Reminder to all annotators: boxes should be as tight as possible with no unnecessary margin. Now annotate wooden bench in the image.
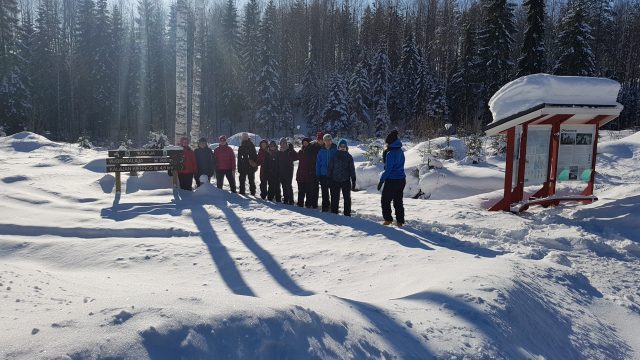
[106,149,184,193]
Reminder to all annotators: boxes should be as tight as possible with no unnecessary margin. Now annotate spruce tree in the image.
[241,0,260,113]
[349,61,371,138]
[255,0,281,137]
[478,0,516,96]
[553,0,595,76]
[322,73,349,136]
[398,29,422,121]
[371,48,391,137]
[517,0,546,76]
[302,57,323,132]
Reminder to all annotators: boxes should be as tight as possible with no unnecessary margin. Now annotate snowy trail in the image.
[1,132,639,359]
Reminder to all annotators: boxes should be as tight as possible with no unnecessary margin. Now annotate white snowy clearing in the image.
[1,131,639,359]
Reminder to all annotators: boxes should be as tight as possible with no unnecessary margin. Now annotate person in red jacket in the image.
[213,135,237,193]
[177,136,198,191]
[256,139,269,199]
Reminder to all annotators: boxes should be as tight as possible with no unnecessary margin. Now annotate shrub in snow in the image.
[464,133,486,164]
[417,144,443,170]
[77,135,93,149]
[119,135,134,150]
[0,126,6,137]
[143,131,169,149]
[439,146,455,160]
[363,138,384,165]
[489,135,507,155]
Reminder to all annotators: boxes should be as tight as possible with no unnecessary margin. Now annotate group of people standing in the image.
[175,130,406,226]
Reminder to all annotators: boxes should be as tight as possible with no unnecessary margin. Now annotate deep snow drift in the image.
[489,74,622,122]
[0,132,639,359]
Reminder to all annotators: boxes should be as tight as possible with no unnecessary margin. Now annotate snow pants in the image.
[381,178,406,224]
[319,176,331,212]
[216,170,236,193]
[330,180,352,216]
[239,171,256,195]
[178,173,194,191]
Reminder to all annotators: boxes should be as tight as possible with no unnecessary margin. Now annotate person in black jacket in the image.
[263,140,281,202]
[328,139,356,216]
[237,133,258,195]
[194,137,215,187]
[276,137,296,205]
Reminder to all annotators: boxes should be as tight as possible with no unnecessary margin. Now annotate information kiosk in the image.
[484,74,624,212]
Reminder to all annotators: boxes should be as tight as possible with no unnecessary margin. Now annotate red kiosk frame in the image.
[485,103,623,212]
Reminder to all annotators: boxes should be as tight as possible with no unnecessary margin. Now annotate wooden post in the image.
[489,128,516,211]
[581,125,599,200]
[513,124,528,203]
[115,172,122,193]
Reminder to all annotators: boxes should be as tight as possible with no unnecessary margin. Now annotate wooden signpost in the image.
[106,149,185,193]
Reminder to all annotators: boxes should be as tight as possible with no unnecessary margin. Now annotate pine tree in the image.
[322,73,349,135]
[75,0,97,137]
[191,0,205,142]
[449,15,482,129]
[349,61,370,138]
[517,0,546,76]
[586,0,614,76]
[553,0,595,76]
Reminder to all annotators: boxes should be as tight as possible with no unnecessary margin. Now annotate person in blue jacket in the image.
[316,133,338,212]
[378,130,406,227]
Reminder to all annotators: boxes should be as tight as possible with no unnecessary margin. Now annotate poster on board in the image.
[557,124,596,181]
[512,125,551,186]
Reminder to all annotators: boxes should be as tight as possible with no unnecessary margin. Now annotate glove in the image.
[377,181,384,191]
[351,181,356,191]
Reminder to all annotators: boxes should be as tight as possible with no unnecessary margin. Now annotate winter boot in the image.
[383,221,393,226]
[396,222,404,227]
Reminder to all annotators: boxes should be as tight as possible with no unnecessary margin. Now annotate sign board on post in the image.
[106,149,185,193]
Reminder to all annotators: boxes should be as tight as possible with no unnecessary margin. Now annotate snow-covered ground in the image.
[1,131,639,359]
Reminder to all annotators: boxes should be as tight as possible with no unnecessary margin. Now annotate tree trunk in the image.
[190,0,205,143]
[175,0,189,144]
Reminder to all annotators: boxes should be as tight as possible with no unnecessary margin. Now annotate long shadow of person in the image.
[216,203,314,296]
[188,203,256,297]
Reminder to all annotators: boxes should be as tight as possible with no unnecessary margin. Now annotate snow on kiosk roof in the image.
[483,74,623,213]
[485,74,623,136]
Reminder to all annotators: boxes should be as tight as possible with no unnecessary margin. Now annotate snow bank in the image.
[419,165,505,200]
[0,131,62,152]
[226,132,263,147]
[489,74,621,122]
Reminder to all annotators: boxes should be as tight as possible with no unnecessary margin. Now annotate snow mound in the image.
[419,165,504,200]
[226,133,263,147]
[0,131,61,152]
[489,74,621,122]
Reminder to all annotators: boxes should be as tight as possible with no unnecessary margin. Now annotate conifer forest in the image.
[1,0,639,145]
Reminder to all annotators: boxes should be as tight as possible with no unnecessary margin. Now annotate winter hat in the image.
[241,132,249,140]
[198,137,207,144]
[385,130,399,145]
[316,132,324,142]
[302,137,311,145]
[269,140,278,147]
[279,137,288,145]
[219,135,226,142]
[338,139,348,148]
[323,134,333,142]
[180,137,189,147]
